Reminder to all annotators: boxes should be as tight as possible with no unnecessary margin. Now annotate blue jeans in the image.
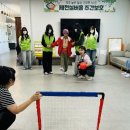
[86,49,96,77]
[86,49,96,62]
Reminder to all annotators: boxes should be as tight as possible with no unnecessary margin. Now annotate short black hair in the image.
[79,46,86,52]
[0,66,16,87]
[73,23,82,31]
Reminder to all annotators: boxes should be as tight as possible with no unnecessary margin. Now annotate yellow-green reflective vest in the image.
[84,34,97,50]
[75,32,84,52]
[20,36,31,51]
[42,34,54,52]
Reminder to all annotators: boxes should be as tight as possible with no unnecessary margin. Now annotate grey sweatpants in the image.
[22,50,31,69]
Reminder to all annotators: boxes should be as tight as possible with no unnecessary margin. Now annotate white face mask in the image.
[74,29,77,32]
[23,31,27,35]
[48,29,52,33]
[90,30,94,34]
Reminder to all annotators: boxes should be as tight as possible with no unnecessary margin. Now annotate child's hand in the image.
[30,92,42,102]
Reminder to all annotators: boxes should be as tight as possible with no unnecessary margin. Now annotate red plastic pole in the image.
[97,98,104,130]
[36,100,42,130]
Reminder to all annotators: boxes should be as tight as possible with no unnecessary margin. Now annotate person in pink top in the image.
[51,29,73,74]
[77,46,94,80]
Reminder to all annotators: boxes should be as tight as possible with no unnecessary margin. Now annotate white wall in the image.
[126,1,130,44]
[0,42,10,54]
[20,0,31,35]
[20,0,130,51]
[0,14,9,54]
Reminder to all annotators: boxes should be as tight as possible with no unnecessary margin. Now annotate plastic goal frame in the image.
[36,91,105,130]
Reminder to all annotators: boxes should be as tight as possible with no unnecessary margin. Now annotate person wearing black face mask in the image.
[41,24,55,75]
[72,23,85,76]
[19,27,32,70]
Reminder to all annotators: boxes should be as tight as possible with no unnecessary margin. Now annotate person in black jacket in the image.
[72,23,85,76]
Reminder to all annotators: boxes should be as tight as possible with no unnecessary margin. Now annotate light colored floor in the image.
[0,50,130,130]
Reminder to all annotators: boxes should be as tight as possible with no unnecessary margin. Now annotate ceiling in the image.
[0,0,21,16]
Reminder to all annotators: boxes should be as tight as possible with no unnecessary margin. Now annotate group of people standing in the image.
[17,23,98,80]
[0,24,98,129]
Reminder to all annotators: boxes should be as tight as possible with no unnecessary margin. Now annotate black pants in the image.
[86,65,95,77]
[79,65,95,77]
[0,109,16,130]
[42,51,52,73]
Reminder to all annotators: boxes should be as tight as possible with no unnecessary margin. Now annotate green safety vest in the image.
[84,34,97,50]
[20,36,31,51]
[42,34,54,52]
[75,32,84,52]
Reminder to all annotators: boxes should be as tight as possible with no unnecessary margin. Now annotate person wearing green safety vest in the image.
[19,27,32,70]
[84,26,98,64]
[41,24,55,75]
[84,26,98,79]
[72,23,85,76]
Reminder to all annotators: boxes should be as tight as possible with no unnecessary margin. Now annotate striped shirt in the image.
[0,86,15,111]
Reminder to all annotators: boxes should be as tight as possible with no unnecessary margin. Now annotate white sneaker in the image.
[64,72,68,75]
[86,76,93,81]
[78,75,85,79]
[121,72,128,75]
[124,73,130,78]
[44,72,48,75]
[22,68,27,70]
[49,72,53,74]
[85,75,89,79]
[60,67,64,72]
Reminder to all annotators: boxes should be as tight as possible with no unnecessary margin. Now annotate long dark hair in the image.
[21,27,29,41]
[87,26,95,37]
[0,66,16,87]
[45,24,54,36]
[72,23,82,41]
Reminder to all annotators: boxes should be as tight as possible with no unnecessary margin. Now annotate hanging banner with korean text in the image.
[44,0,116,12]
